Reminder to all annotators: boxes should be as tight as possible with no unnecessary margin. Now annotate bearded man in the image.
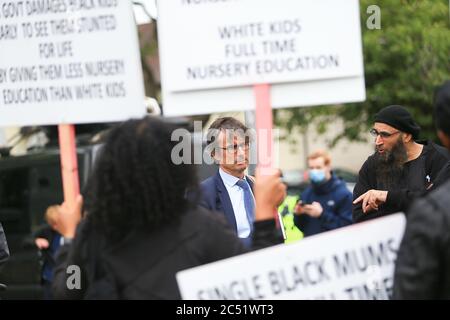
[352,105,450,222]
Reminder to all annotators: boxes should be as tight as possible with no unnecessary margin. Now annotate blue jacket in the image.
[199,171,254,236]
[294,174,352,237]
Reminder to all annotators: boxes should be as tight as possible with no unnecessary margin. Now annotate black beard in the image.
[374,137,408,189]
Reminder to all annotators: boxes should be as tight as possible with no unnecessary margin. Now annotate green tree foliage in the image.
[275,0,450,146]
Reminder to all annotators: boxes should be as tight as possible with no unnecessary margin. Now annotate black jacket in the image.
[52,206,282,299]
[0,222,9,267]
[393,180,450,299]
[353,141,450,222]
[31,224,61,279]
[430,160,450,189]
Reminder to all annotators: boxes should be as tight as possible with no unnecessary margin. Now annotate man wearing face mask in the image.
[293,150,353,237]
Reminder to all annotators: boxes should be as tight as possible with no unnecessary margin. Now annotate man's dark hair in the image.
[206,117,249,145]
[434,80,450,136]
[83,116,199,243]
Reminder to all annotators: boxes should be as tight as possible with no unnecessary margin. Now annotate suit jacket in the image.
[199,170,254,235]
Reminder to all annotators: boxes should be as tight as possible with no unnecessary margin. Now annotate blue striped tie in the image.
[235,179,255,233]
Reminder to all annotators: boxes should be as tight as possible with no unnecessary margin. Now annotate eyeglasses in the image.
[370,128,400,139]
[220,142,250,153]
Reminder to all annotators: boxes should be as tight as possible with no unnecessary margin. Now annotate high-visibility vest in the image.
[278,195,304,244]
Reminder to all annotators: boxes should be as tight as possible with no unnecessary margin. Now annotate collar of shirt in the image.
[219,168,243,188]
[218,168,252,238]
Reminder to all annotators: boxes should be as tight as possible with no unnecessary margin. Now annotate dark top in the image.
[393,180,450,299]
[33,225,61,282]
[0,222,9,267]
[52,206,282,300]
[430,160,450,189]
[353,141,450,222]
[294,174,353,236]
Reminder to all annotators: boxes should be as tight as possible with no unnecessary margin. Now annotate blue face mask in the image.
[309,169,326,184]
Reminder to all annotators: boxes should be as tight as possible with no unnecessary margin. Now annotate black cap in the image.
[374,105,421,140]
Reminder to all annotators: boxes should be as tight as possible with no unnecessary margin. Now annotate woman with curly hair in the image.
[52,116,285,299]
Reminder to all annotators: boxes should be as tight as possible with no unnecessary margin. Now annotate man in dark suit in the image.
[199,117,255,247]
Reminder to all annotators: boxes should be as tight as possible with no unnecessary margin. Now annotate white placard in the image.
[157,0,365,117]
[0,0,146,126]
[163,77,366,117]
[177,213,406,300]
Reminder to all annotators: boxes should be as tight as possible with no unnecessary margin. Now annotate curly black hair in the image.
[83,116,199,243]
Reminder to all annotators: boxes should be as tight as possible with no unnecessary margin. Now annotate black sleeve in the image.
[201,213,283,264]
[384,189,422,214]
[429,161,450,190]
[393,197,445,299]
[352,160,378,223]
[0,223,9,266]
[33,224,53,239]
[428,145,450,182]
[354,158,421,220]
[201,213,246,263]
[386,152,450,213]
[252,219,284,250]
[18,225,54,250]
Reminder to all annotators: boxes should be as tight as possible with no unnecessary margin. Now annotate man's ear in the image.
[403,132,413,143]
[437,130,450,150]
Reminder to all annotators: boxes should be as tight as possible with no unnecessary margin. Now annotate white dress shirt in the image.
[219,168,255,238]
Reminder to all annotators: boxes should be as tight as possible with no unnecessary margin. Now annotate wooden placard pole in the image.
[253,84,284,234]
[58,124,80,208]
[254,83,273,172]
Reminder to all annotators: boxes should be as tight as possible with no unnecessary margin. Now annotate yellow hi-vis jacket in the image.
[278,195,304,244]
